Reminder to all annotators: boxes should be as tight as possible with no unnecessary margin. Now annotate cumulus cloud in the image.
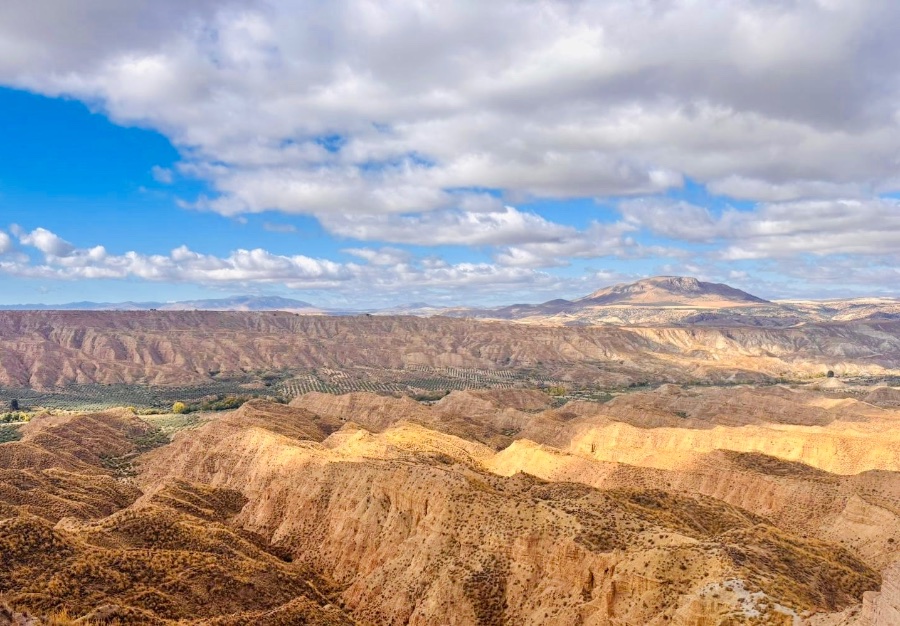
[705,177,871,203]
[5,226,351,286]
[494,221,682,268]
[343,247,411,266]
[321,205,677,268]
[0,231,12,255]
[718,199,900,260]
[621,197,900,260]
[0,226,566,300]
[2,0,899,227]
[321,206,574,247]
[15,226,77,257]
[619,200,719,243]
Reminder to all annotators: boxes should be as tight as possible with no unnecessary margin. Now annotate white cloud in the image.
[151,165,174,184]
[343,247,411,266]
[494,221,681,269]
[320,205,573,246]
[1,226,566,300]
[705,177,870,203]
[16,227,76,257]
[719,199,900,260]
[197,164,458,217]
[620,197,900,260]
[2,0,899,224]
[8,226,351,285]
[619,200,719,242]
[0,1,226,79]
[0,231,11,254]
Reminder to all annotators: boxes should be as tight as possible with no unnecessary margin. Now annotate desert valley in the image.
[0,277,898,625]
[4,2,900,623]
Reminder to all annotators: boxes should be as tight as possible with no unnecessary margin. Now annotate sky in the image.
[1,0,900,307]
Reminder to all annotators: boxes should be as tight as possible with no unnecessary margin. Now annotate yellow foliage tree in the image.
[172,401,187,414]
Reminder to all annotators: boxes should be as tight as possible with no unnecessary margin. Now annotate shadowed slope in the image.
[0,411,151,522]
[0,409,355,625]
[1,486,354,625]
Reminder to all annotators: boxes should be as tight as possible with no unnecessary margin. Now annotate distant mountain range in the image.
[3,277,899,327]
[0,295,321,312]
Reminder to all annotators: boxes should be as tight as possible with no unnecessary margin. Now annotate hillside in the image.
[2,385,897,623]
[1,289,898,623]
[1,312,899,396]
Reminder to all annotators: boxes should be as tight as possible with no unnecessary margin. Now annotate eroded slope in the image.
[0,410,355,625]
[2,385,898,624]
[138,397,889,625]
[2,311,900,390]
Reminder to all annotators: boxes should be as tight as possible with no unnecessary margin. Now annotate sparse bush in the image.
[132,428,170,452]
[0,425,22,443]
[1,411,31,423]
[197,395,249,412]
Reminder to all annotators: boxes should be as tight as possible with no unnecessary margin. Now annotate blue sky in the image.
[1,1,899,306]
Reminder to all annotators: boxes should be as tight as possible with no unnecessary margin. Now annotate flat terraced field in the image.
[0,376,271,411]
[277,365,568,399]
[0,365,573,411]
[3,364,899,413]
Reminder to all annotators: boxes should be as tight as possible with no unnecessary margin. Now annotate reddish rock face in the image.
[1,311,899,392]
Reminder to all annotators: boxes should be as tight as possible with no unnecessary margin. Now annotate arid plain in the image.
[1,278,899,625]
